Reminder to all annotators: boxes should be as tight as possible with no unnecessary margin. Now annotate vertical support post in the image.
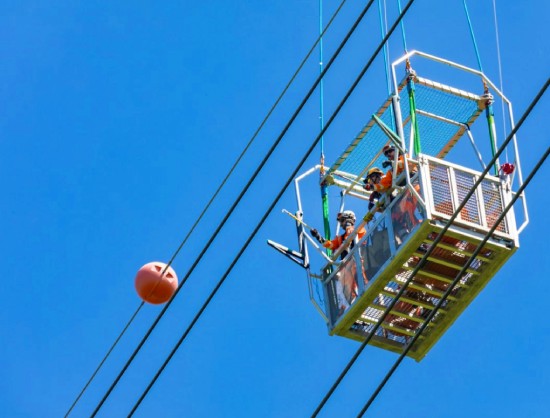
[406,69,421,157]
[483,92,500,175]
[392,94,405,144]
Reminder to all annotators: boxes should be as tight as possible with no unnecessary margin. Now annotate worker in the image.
[312,211,367,315]
[364,145,417,194]
[311,210,366,258]
[363,166,391,194]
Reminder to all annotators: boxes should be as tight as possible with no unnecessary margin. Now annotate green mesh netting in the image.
[327,76,483,180]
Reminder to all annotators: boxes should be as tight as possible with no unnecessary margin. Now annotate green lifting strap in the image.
[321,181,331,245]
[407,74,421,155]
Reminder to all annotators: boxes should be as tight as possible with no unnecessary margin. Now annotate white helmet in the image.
[337,210,356,225]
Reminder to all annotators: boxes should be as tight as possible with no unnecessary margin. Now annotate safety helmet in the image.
[337,210,356,225]
[367,167,383,178]
[383,144,395,156]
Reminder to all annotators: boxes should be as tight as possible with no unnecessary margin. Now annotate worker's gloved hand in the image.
[311,228,326,244]
[364,183,373,191]
[382,160,392,169]
[311,228,321,240]
[364,212,374,223]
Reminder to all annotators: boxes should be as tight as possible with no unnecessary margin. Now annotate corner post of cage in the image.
[372,114,424,207]
[507,103,529,234]
[307,269,329,323]
[482,91,500,175]
[417,154,435,221]
[464,126,486,170]
[353,234,366,295]
[392,92,406,143]
[294,165,330,321]
[406,68,421,157]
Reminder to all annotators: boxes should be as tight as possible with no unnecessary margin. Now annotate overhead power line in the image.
[359,142,549,417]
[90,0,386,415]
[126,1,417,415]
[357,78,549,416]
[64,2,349,416]
[312,77,549,418]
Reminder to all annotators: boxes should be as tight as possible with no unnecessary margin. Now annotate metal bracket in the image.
[267,240,308,269]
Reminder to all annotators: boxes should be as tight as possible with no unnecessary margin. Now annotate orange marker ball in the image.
[135,262,178,304]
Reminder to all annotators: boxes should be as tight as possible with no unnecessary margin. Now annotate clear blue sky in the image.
[1,1,548,417]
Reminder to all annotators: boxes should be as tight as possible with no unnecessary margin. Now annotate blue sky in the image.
[1,1,548,417]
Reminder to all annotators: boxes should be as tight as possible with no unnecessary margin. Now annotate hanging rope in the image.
[127,2,417,415]
[319,0,326,164]
[318,0,328,304]
[311,77,549,418]
[90,1,384,415]
[492,0,509,161]
[378,0,391,95]
[396,0,408,52]
[463,0,484,73]
[378,0,396,130]
[463,0,499,173]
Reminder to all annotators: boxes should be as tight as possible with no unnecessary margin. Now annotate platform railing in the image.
[419,154,517,242]
[323,187,425,326]
[322,154,517,328]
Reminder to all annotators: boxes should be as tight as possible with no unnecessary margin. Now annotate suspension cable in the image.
[64,302,143,417]
[358,148,549,416]
[90,1,383,415]
[319,0,326,159]
[396,0,408,52]
[378,0,391,95]
[378,0,395,130]
[127,2,417,415]
[318,0,329,301]
[312,77,549,417]
[463,0,483,72]
[492,0,508,161]
[64,3,349,416]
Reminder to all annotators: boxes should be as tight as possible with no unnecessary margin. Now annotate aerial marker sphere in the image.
[135,262,178,304]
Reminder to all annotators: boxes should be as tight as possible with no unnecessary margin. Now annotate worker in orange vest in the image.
[363,145,416,193]
[311,210,366,259]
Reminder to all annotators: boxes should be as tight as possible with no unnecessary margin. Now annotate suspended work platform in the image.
[269,51,526,361]
[324,154,518,361]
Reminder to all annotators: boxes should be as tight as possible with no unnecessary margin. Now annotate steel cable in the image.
[358,142,549,417]
[63,3,351,416]
[311,77,549,417]
[90,1,384,415]
[127,1,417,415]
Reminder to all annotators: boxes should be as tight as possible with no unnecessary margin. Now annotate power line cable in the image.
[64,3,349,416]
[127,1,417,415]
[90,1,383,415]
[312,76,549,418]
[358,146,549,416]
[64,302,144,417]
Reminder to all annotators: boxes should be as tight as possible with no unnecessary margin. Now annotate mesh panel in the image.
[482,180,508,233]
[428,159,509,235]
[429,162,454,215]
[327,76,482,179]
[337,116,393,176]
[454,170,481,224]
